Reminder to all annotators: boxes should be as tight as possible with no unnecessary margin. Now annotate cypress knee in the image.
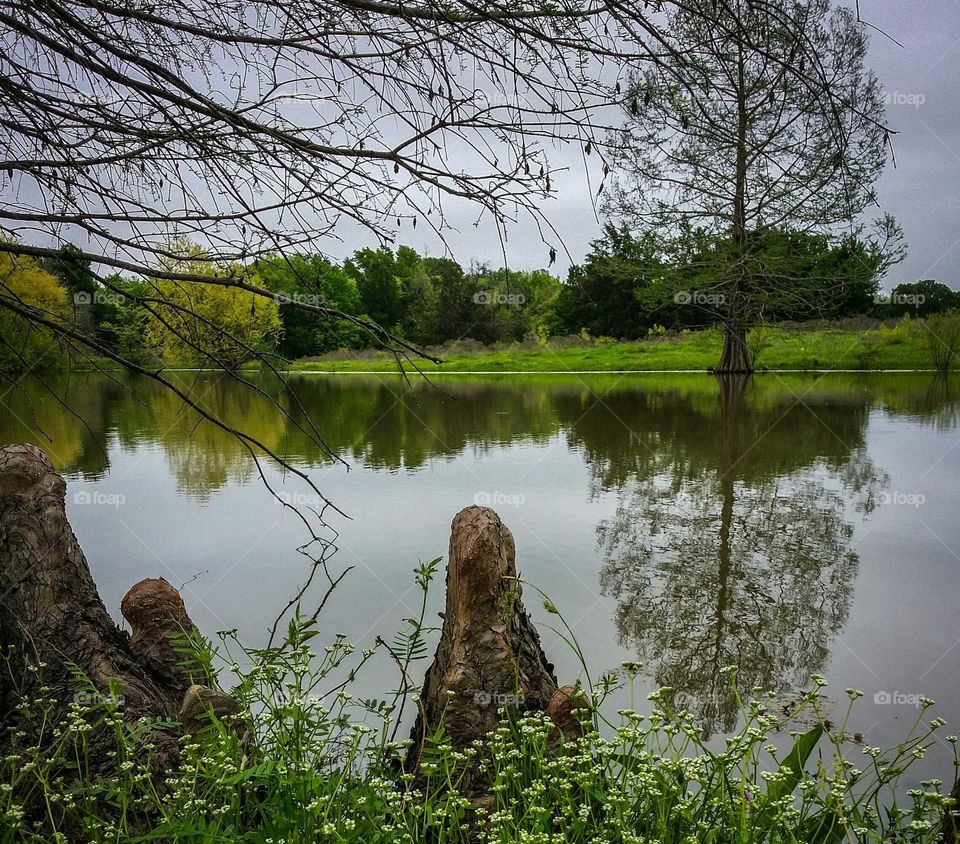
[407,506,583,793]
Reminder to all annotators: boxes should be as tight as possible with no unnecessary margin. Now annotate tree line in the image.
[2,233,957,372]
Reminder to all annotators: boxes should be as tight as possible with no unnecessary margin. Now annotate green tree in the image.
[39,243,133,347]
[560,225,882,338]
[146,249,281,367]
[346,248,405,330]
[398,262,439,344]
[40,244,96,326]
[98,276,155,366]
[666,227,886,324]
[607,0,895,372]
[558,225,671,338]
[470,266,562,343]
[256,254,367,357]
[884,280,960,318]
[313,266,368,352]
[0,252,69,371]
[421,257,476,344]
[512,269,562,341]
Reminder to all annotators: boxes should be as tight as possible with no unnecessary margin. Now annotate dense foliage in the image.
[143,254,282,370]
[2,600,956,843]
[0,253,69,372]
[558,225,897,340]
[6,234,958,372]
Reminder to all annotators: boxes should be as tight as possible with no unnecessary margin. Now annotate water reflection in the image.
[1,370,958,738]
[0,373,569,494]
[4,371,953,490]
[582,376,888,735]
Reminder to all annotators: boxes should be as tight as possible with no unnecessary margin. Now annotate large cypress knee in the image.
[407,506,582,793]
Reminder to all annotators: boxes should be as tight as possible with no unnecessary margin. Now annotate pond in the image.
[2,370,959,783]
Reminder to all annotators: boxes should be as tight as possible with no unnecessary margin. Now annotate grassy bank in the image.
[2,558,955,844]
[4,605,955,843]
[282,324,936,373]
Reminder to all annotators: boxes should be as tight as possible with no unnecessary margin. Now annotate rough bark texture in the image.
[122,577,199,695]
[717,38,754,378]
[180,683,243,738]
[406,506,585,793]
[0,444,194,772]
[715,325,753,374]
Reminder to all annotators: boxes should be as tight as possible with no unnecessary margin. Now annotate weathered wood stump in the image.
[406,506,587,793]
[0,447,588,802]
[0,444,198,772]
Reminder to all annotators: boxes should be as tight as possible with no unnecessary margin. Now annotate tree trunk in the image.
[0,444,197,773]
[714,40,754,377]
[406,506,586,794]
[715,324,753,374]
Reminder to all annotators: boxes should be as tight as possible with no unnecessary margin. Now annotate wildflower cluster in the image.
[1,603,957,842]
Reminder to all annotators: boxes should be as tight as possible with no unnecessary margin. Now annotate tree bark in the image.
[715,324,753,374]
[714,39,754,377]
[406,506,586,793]
[0,444,196,773]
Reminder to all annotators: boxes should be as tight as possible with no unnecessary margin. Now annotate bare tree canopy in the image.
[609,0,889,234]
[0,0,890,536]
[2,0,650,278]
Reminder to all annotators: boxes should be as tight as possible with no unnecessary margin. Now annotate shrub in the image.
[747,323,775,368]
[878,315,917,346]
[923,312,960,374]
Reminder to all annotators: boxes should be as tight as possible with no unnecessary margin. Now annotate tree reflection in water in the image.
[588,375,890,736]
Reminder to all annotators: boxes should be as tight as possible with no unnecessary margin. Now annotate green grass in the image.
[282,324,937,374]
[4,567,957,843]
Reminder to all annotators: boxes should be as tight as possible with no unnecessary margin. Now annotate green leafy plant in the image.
[747,323,775,368]
[1,580,957,843]
[923,312,960,374]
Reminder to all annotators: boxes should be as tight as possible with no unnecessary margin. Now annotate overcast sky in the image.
[368,0,960,291]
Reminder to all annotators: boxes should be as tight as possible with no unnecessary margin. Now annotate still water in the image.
[2,371,959,780]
